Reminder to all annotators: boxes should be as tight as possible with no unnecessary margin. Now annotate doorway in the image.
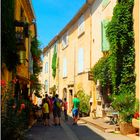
[68,89,73,113]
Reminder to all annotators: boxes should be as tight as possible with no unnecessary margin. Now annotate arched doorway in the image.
[63,88,67,99]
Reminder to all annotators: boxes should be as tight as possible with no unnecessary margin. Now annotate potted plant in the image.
[111,93,136,135]
[77,90,90,117]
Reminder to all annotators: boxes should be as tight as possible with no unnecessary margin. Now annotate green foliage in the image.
[30,37,42,98]
[1,0,19,71]
[31,37,42,75]
[1,80,31,140]
[30,74,42,98]
[91,55,111,88]
[111,93,135,122]
[134,99,140,113]
[77,90,90,115]
[52,46,57,78]
[106,0,135,94]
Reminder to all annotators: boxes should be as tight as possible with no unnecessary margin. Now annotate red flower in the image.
[20,103,25,110]
[0,80,6,87]
[134,112,140,119]
[12,78,17,84]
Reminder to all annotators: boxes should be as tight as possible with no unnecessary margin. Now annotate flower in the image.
[20,103,25,110]
[0,80,6,87]
[12,77,18,84]
[134,112,140,120]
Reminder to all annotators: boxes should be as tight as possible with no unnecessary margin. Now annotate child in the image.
[42,98,50,126]
[63,98,68,121]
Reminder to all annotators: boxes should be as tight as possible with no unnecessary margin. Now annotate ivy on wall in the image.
[2,0,19,71]
[52,46,57,78]
[106,0,135,95]
[91,55,112,93]
[30,37,42,97]
[91,0,135,98]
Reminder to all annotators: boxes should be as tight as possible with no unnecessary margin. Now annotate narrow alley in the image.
[25,115,132,140]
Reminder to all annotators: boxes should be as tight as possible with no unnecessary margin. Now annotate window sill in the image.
[62,44,68,50]
[78,31,85,38]
[77,71,85,75]
[63,76,67,79]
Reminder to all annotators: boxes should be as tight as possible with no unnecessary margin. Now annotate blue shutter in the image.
[63,58,67,77]
[78,48,84,73]
[45,80,48,92]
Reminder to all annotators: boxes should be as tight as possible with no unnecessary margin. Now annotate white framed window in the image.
[45,62,48,73]
[78,48,84,73]
[45,80,48,92]
[62,32,68,48]
[63,57,67,77]
[78,15,85,36]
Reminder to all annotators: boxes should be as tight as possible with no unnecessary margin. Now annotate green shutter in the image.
[102,0,110,9]
[101,19,110,52]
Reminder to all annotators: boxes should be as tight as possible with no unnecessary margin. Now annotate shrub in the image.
[111,93,135,122]
[77,90,90,116]
[1,79,32,139]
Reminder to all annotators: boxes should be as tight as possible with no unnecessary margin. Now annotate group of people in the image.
[40,93,80,126]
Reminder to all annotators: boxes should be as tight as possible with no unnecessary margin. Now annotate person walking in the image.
[52,94,62,126]
[42,98,50,126]
[72,94,80,125]
[63,98,68,121]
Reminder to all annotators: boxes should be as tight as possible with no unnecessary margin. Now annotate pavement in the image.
[27,112,139,140]
[80,116,140,140]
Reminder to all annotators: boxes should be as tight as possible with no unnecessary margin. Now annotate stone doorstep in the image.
[127,134,140,140]
[80,117,116,133]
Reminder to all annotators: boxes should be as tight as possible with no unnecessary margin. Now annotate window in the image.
[45,62,48,73]
[62,32,68,48]
[101,19,110,52]
[45,80,48,92]
[63,58,67,77]
[78,48,84,73]
[78,15,85,36]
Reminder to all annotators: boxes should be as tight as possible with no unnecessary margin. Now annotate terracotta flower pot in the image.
[120,122,137,135]
[132,118,140,129]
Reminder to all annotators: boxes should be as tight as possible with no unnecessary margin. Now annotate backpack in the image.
[55,98,61,108]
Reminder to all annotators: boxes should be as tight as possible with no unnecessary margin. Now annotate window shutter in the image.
[78,48,84,73]
[63,58,67,77]
[101,19,110,52]
[102,0,110,9]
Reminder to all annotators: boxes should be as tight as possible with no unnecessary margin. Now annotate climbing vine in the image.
[30,37,42,97]
[91,55,112,93]
[52,46,57,78]
[2,0,19,71]
[106,0,135,95]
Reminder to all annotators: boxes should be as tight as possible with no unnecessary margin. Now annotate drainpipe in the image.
[74,40,76,96]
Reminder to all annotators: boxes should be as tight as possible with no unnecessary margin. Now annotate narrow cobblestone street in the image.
[25,115,132,140]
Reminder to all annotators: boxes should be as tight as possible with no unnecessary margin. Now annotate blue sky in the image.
[32,0,86,49]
